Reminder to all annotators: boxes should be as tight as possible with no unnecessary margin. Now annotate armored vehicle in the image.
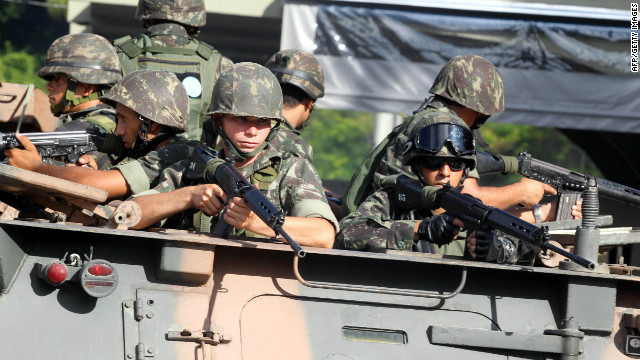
[1,164,640,359]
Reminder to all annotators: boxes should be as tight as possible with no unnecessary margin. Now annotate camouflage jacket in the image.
[336,187,535,265]
[268,125,314,163]
[114,135,197,196]
[142,144,338,233]
[52,104,117,170]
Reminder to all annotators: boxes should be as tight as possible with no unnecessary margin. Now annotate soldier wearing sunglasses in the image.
[336,121,537,264]
[342,55,577,225]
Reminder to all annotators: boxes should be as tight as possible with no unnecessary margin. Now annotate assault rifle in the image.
[393,175,594,269]
[476,150,640,220]
[0,131,107,163]
[185,146,306,258]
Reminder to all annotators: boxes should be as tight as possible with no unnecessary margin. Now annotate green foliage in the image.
[302,109,375,181]
[46,0,68,20]
[0,42,46,88]
[476,122,602,186]
[0,3,24,23]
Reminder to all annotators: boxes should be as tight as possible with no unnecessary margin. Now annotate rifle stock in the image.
[393,175,595,269]
[186,146,306,258]
[476,150,640,220]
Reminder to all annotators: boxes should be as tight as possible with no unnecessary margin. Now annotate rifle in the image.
[393,175,595,269]
[0,131,107,163]
[476,151,640,220]
[185,146,306,258]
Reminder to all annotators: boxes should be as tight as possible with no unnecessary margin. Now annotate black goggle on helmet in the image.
[402,122,476,170]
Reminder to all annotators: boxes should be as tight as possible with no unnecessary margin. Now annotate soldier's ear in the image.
[147,121,163,134]
[80,83,98,96]
[303,98,314,111]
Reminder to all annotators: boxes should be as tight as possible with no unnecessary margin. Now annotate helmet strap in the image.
[131,115,150,150]
[58,79,104,111]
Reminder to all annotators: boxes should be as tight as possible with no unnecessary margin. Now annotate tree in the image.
[302,109,374,181]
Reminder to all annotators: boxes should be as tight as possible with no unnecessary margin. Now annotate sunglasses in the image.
[420,157,469,171]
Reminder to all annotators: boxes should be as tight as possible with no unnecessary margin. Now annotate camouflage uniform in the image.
[142,143,338,232]
[335,188,533,265]
[114,0,233,141]
[264,50,325,163]
[139,62,338,232]
[337,122,534,265]
[100,69,195,195]
[342,55,505,214]
[39,33,123,169]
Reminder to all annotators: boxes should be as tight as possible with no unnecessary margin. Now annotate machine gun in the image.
[393,175,594,269]
[0,130,107,163]
[476,150,640,220]
[185,146,306,258]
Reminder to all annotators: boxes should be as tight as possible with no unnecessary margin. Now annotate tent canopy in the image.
[282,0,637,133]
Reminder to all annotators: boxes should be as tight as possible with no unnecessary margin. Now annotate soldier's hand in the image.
[66,154,99,169]
[192,184,226,216]
[572,198,583,219]
[4,133,43,171]
[517,177,557,208]
[223,197,261,231]
[417,213,463,245]
[467,228,495,261]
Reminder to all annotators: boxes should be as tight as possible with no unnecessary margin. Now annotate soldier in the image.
[264,49,324,163]
[129,63,338,248]
[264,49,344,218]
[342,54,570,224]
[114,0,232,141]
[336,121,538,264]
[40,33,122,169]
[4,70,196,201]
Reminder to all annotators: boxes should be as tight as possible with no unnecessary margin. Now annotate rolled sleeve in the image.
[116,161,150,195]
[291,198,340,232]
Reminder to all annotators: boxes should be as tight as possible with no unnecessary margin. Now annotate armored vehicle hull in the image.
[1,217,639,359]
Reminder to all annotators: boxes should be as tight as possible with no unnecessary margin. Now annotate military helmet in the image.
[38,33,122,85]
[402,122,476,170]
[136,0,206,28]
[207,62,285,122]
[265,49,325,100]
[429,55,504,117]
[101,70,189,133]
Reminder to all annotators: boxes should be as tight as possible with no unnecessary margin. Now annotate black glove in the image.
[417,212,458,246]
[472,227,495,261]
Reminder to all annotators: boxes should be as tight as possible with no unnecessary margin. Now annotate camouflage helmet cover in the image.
[136,0,206,27]
[207,62,285,122]
[265,49,325,100]
[39,33,122,85]
[100,70,189,133]
[429,55,504,116]
[402,115,476,170]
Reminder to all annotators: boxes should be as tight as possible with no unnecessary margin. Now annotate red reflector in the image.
[88,264,113,276]
[47,263,67,284]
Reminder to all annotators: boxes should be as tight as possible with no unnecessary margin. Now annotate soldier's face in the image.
[220,114,271,154]
[114,103,142,148]
[418,159,465,188]
[46,75,68,107]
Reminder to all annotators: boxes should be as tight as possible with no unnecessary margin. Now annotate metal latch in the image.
[167,329,231,345]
